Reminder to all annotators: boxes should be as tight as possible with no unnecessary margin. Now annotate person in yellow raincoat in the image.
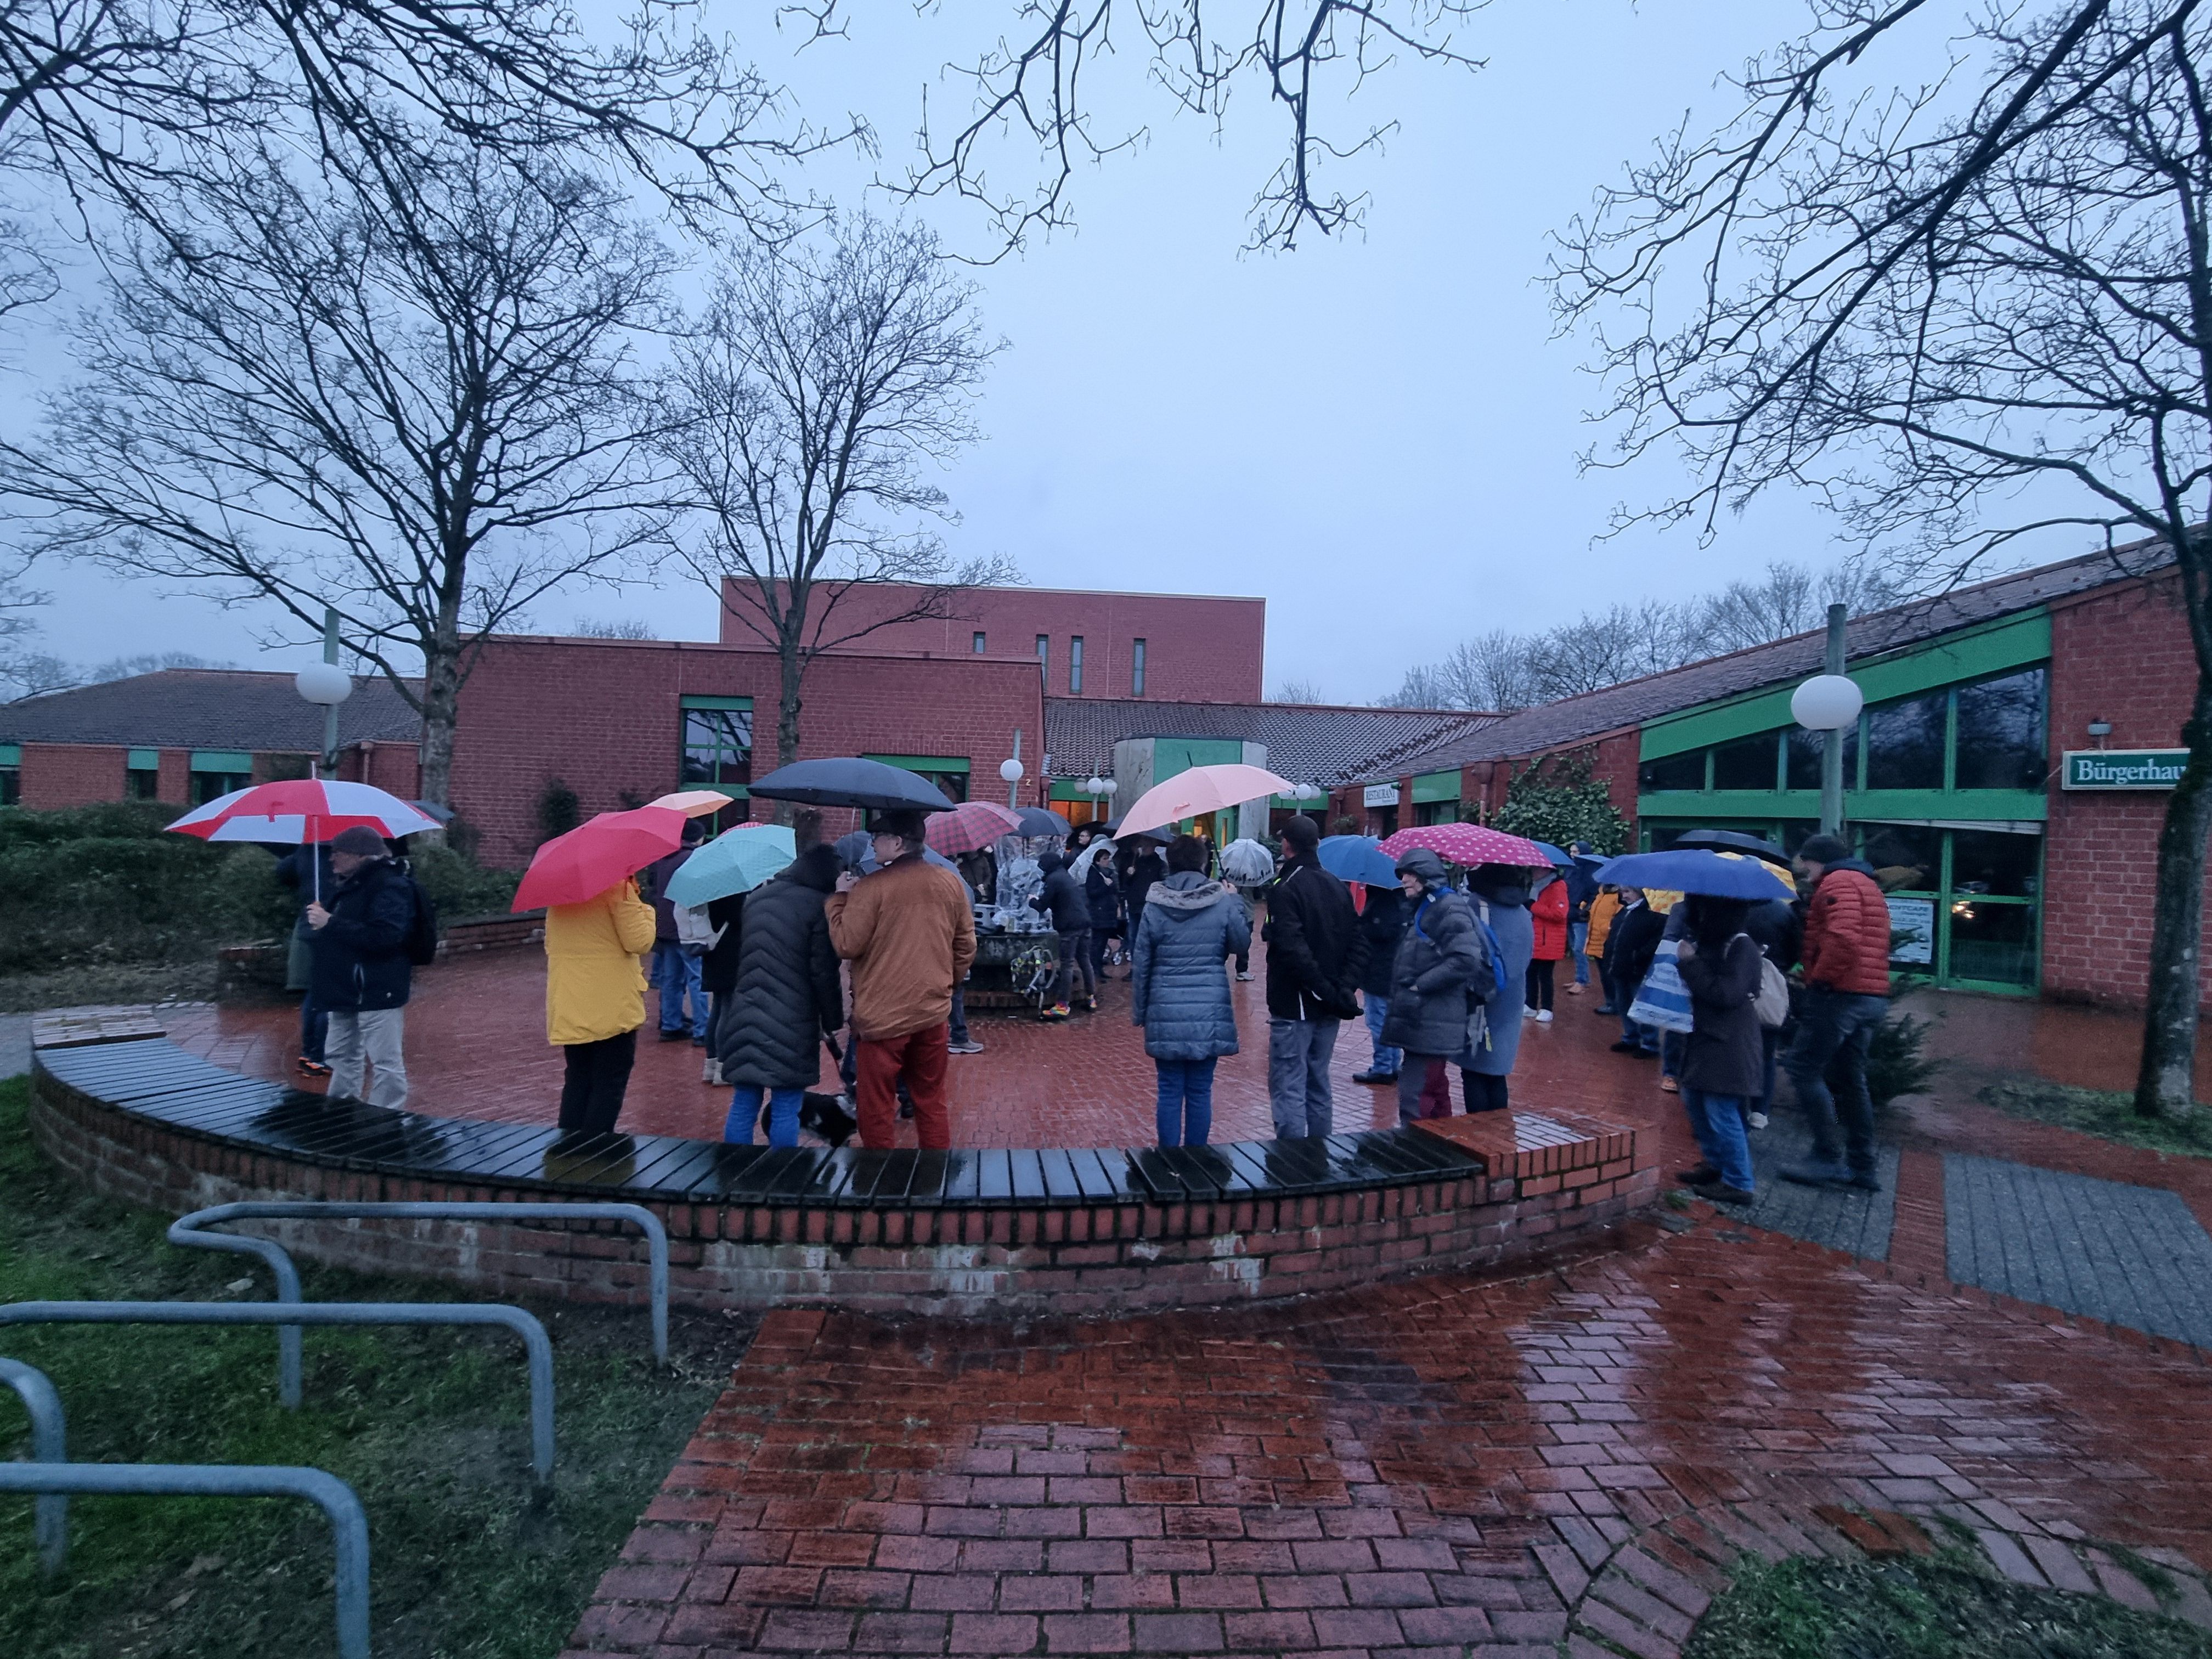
[546,876,657,1141]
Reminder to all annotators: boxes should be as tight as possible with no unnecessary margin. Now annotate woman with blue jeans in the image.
[1672,895,1763,1204]
[1131,833,1251,1147]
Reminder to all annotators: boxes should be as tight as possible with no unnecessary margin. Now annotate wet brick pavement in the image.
[562,1211,2212,1656]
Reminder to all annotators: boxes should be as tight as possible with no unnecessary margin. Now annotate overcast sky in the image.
[14,2,1876,702]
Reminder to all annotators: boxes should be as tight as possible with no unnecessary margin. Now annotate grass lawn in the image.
[0,1075,747,1659]
[1686,1548,2212,1659]
[1979,1077,2212,1160]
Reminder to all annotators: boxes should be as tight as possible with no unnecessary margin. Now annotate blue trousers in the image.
[1155,1057,1217,1147]
[1786,988,1887,1176]
[1568,921,1590,985]
[1681,1088,1756,1193]
[725,1084,804,1147]
[1364,995,1402,1076]
[651,942,707,1036]
[1618,975,1658,1052]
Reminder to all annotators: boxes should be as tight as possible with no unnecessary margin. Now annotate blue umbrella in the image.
[664,823,796,906]
[1531,840,1575,867]
[1592,849,1797,901]
[1318,834,1401,887]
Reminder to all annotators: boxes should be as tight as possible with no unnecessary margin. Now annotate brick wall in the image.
[453,637,1048,866]
[2045,574,2212,1007]
[31,1065,1654,1319]
[1449,733,1640,841]
[718,583,1267,704]
[344,740,422,798]
[17,743,126,808]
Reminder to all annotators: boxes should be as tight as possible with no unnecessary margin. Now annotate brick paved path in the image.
[563,1209,2212,1657]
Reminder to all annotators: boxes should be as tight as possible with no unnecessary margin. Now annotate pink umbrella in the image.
[923,799,1024,856]
[1377,822,1550,867]
[1117,763,1293,837]
[167,777,443,844]
[512,806,687,911]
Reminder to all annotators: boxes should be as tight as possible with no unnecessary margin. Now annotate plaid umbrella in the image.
[1376,822,1550,868]
[923,800,1024,856]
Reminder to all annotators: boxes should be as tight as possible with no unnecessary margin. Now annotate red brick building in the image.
[718,580,1266,703]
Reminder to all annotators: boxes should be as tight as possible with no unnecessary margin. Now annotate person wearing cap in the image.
[1780,833,1893,1191]
[826,808,977,1149]
[304,825,418,1109]
[1380,848,1485,1123]
[1262,813,1367,1138]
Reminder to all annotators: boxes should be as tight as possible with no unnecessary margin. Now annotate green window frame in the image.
[864,753,970,804]
[188,749,252,804]
[0,742,18,807]
[680,695,753,799]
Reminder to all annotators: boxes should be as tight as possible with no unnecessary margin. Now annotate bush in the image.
[534,776,581,845]
[408,841,520,921]
[1489,751,1628,853]
[1869,1009,1943,1106]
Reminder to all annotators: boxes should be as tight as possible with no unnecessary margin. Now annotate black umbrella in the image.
[1102,814,1164,843]
[747,757,956,812]
[1013,806,1071,838]
[1673,828,1791,868]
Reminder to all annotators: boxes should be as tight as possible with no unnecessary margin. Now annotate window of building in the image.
[1953,668,2046,791]
[1069,635,1084,693]
[972,631,986,654]
[864,754,970,804]
[1711,731,1780,792]
[126,748,159,800]
[1784,724,1857,791]
[0,743,18,806]
[1132,638,1147,697]
[1036,634,1049,684]
[1864,689,1948,790]
[189,751,252,804]
[679,697,753,795]
[1639,750,1705,792]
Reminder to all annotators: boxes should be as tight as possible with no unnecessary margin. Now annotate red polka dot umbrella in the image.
[1376,822,1550,868]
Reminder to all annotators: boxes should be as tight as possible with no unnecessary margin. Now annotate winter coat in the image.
[1529,878,1571,962]
[1607,900,1664,988]
[1678,933,1765,1098]
[1585,890,1623,959]
[1355,885,1408,997]
[544,878,657,1045]
[1084,859,1122,933]
[1460,885,1532,1076]
[1119,847,1166,912]
[309,857,417,1012]
[278,845,337,993]
[698,893,746,996]
[1130,871,1252,1062]
[718,847,843,1088]
[1380,889,1483,1055]
[1741,897,1803,974]
[645,847,696,943]
[1801,859,1892,995]
[1029,853,1090,934]
[1564,859,1598,923]
[826,854,978,1040]
[1263,855,1367,1022]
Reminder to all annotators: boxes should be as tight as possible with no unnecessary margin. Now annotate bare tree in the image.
[899,1,1485,251]
[0,549,74,699]
[1553,1,2212,1115]
[1267,676,1325,702]
[570,617,661,640]
[5,133,675,806]
[658,214,1014,774]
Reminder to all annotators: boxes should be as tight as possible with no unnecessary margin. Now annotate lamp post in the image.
[1790,603,1862,838]
[292,608,352,778]
[1000,729,1025,811]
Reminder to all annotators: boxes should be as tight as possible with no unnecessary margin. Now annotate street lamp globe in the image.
[295,661,352,706]
[1084,776,1104,797]
[999,757,1024,784]
[1791,674,1863,732]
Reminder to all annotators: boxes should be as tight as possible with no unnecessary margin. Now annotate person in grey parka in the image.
[1131,834,1253,1147]
[1459,863,1536,1113]
[1380,848,1489,1124]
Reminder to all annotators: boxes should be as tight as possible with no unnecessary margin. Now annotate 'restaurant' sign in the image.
[1363,783,1400,807]
[2061,749,2191,789]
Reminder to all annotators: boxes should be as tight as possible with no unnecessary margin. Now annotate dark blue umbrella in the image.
[1012,806,1071,838]
[1531,840,1574,867]
[1318,834,1400,887]
[748,757,955,812]
[1672,827,1791,868]
[1592,849,1797,900]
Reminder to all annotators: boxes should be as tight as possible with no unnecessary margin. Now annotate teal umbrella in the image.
[664,823,797,906]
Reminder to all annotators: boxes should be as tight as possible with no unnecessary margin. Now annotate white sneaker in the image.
[1522,1005,1538,1019]
[1536,1009,1554,1024]
[1748,1111,1770,1130]
[701,1058,721,1085]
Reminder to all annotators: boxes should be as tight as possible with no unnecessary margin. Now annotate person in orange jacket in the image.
[1779,833,1894,1193]
[1523,872,1571,1024]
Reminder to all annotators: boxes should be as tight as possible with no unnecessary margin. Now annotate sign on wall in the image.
[1363,783,1400,807]
[2061,749,2191,789]
[1886,896,1935,966]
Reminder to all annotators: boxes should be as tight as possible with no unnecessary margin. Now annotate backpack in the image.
[1742,934,1791,1029]
[1467,898,1508,1007]
[674,901,725,956]
[401,874,439,967]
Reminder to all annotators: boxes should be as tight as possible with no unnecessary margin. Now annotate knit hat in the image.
[329,826,388,857]
[1798,833,1850,865]
[1281,815,1321,854]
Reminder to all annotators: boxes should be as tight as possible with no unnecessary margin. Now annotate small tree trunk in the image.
[414,611,466,814]
[2134,670,2212,1116]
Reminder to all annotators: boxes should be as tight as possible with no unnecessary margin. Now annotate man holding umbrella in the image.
[305,826,420,1109]
[827,809,977,1149]
[1264,814,1367,1138]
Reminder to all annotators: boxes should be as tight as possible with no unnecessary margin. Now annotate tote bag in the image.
[1627,937,1696,1034]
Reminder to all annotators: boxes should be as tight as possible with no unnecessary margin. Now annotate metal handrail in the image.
[0,1356,66,1573]
[0,1461,370,1657]
[167,1201,668,1408]
[0,1301,555,1481]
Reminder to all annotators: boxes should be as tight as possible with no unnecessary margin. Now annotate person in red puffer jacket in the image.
[1780,833,1894,1193]
[1524,873,1571,1023]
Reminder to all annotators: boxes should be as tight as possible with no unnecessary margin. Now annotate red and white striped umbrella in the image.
[1376,822,1550,868]
[166,778,444,844]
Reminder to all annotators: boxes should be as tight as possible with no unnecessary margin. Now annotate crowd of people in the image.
[278,803,1898,1188]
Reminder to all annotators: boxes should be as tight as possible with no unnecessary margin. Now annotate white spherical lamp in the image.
[295,661,352,706]
[998,757,1025,784]
[1102,778,1118,797]
[1085,776,1104,796]
[1791,674,1864,731]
